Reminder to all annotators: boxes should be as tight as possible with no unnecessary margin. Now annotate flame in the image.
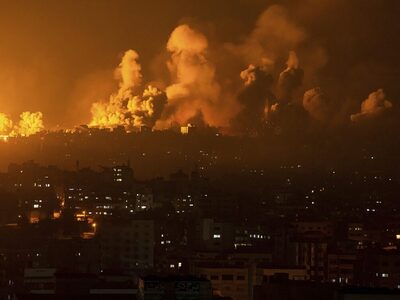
[89,49,166,130]
[89,50,143,130]
[127,85,164,127]
[0,111,44,137]
[14,111,44,137]
[0,113,13,135]
[90,84,166,130]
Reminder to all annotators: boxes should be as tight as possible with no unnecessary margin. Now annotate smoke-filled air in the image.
[1,3,397,136]
[350,89,393,122]
[85,5,394,135]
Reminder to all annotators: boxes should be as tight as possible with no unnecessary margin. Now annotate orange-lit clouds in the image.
[89,50,166,130]
[156,25,225,129]
[277,51,303,104]
[89,50,142,129]
[351,89,393,122]
[0,1,397,132]
[303,87,331,122]
[116,49,142,91]
[226,5,306,67]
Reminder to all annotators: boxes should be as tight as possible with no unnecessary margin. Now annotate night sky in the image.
[0,0,398,129]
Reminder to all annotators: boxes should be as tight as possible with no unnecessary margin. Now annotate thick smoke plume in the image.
[117,49,142,91]
[89,50,166,130]
[227,5,306,67]
[278,51,304,104]
[232,64,275,134]
[303,87,331,122]
[9,3,390,136]
[155,25,228,129]
[127,85,167,128]
[350,89,393,122]
[1,2,396,136]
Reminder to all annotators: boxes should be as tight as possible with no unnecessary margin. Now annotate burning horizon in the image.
[0,2,398,136]
[0,111,43,137]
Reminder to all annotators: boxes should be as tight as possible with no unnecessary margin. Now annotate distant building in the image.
[8,161,58,223]
[97,219,155,270]
[254,280,336,300]
[181,124,196,135]
[336,287,400,300]
[200,219,235,252]
[19,269,138,299]
[355,248,400,289]
[294,233,329,282]
[195,263,254,300]
[135,192,154,212]
[172,194,197,214]
[327,253,357,284]
[194,262,307,300]
[138,275,212,300]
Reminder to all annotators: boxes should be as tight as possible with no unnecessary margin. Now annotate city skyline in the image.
[0,1,399,299]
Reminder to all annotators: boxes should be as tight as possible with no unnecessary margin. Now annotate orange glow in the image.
[0,113,13,135]
[14,111,44,137]
[0,111,44,137]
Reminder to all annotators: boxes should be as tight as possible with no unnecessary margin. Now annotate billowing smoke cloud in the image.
[90,16,309,133]
[232,64,276,134]
[303,87,331,122]
[156,24,229,129]
[277,51,304,104]
[240,64,271,87]
[127,85,167,128]
[117,49,142,91]
[227,5,306,67]
[79,4,395,134]
[350,89,393,122]
[90,50,142,129]
[240,64,259,87]
[0,113,13,135]
[89,50,166,130]
[222,6,311,134]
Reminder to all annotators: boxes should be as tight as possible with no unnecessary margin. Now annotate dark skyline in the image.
[0,2,400,299]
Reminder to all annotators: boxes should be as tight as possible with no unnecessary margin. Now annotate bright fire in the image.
[0,111,44,139]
